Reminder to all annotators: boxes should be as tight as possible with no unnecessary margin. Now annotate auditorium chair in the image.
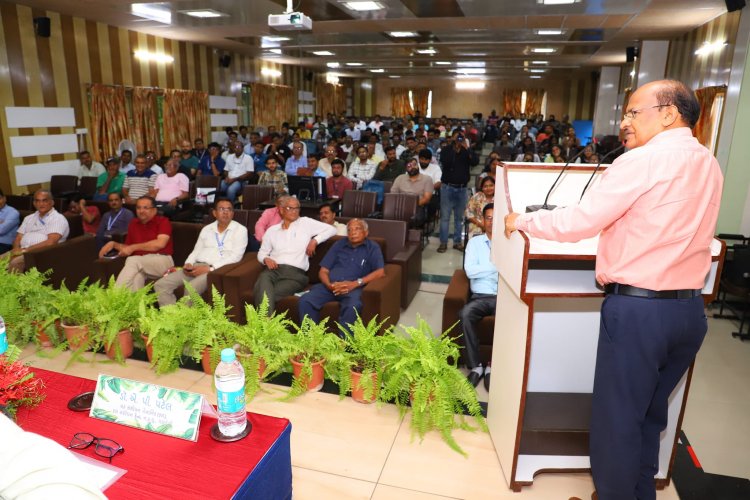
[50,175,79,199]
[78,177,98,199]
[382,193,418,226]
[241,185,275,210]
[341,190,377,218]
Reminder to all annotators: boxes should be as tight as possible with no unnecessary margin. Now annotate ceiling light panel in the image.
[342,1,384,11]
[387,31,418,38]
[532,48,556,53]
[537,0,578,4]
[346,62,364,66]
[312,51,335,56]
[181,9,227,18]
[416,49,437,54]
[131,3,171,24]
[326,62,340,68]
[435,61,452,65]
[370,68,385,73]
[535,29,564,35]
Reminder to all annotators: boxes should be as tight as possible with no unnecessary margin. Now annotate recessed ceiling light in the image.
[342,1,384,11]
[346,62,363,66]
[263,36,290,42]
[531,60,549,65]
[455,74,482,79]
[181,9,226,18]
[450,68,485,74]
[435,61,452,65]
[529,69,546,73]
[312,51,335,56]
[537,0,578,5]
[530,75,542,79]
[131,3,171,24]
[261,68,282,77]
[457,61,485,68]
[387,31,418,38]
[536,29,564,35]
[327,62,340,68]
[416,48,437,54]
[389,75,401,78]
[370,68,385,73]
[532,48,556,53]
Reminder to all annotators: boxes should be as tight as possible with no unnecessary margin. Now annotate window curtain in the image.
[391,88,414,118]
[252,82,296,129]
[411,88,430,117]
[90,84,130,161]
[316,83,345,118]
[163,89,209,152]
[525,89,546,115]
[503,89,523,116]
[132,87,160,156]
[693,86,724,148]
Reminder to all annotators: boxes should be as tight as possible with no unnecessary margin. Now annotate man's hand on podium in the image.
[504,213,519,238]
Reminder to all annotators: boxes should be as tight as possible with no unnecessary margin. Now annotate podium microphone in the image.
[526,146,588,213]
[579,144,626,201]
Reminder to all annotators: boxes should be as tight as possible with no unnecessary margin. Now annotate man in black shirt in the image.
[437,131,478,253]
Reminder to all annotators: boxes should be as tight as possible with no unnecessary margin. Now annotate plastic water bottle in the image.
[215,348,247,437]
[0,316,7,356]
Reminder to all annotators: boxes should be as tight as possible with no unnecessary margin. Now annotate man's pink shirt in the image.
[255,207,282,242]
[515,128,723,290]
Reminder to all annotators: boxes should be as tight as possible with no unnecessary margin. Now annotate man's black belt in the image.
[444,182,467,188]
[604,283,702,299]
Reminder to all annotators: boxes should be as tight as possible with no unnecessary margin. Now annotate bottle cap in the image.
[220,348,236,363]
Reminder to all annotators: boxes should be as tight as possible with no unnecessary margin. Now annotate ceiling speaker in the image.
[33,17,51,38]
[219,55,231,68]
[725,0,745,12]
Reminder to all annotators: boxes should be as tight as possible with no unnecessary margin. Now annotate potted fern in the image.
[0,262,60,348]
[185,286,236,374]
[282,316,345,398]
[334,315,397,404]
[380,318,488,456]
[51,279,101,350]
[138,300,196,375]
[230,296,294,400]
[89,278,157,363]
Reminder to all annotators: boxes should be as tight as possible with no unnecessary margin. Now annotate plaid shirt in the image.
[258,170,288,195]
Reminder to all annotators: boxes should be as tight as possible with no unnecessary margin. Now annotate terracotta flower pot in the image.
[33,320,53,348]
[350,370,378,404]
[201,347,213,374]
[105,329,134,361]
[290,357,325,392]
[61,323,89,350]
[141,335,154,363]
[234,345,267,378]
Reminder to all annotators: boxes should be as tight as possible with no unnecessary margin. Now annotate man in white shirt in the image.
[221,141,255,202]
[1,189,69,273]
[255,196,337,313]
[347,145,377,189]
[76,151,105,179]
[368,115,384,132]
[154,198,248,306]
[119,150,135,174]
[345,121,361,141]
[417,149,442,188]
[145,151,163,175]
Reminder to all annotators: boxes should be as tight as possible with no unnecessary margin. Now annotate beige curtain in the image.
[391,88,414,118]
[90,84,130,161]
[525,89,546,115]
[411,88,430,117]
[251,82,296,129]
[132,87,160,155]
[163,89,209,151]
[503,89,523,116]
[316,83,345,118]
[693,86,724,148]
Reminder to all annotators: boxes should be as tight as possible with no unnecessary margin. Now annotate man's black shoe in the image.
[467,371,482,388]
[483,372,490,391]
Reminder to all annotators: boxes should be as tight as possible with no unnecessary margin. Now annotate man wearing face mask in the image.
[391,157,434,227]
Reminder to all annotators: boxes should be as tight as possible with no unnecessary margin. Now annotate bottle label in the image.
[217,388,245,413]
[0,330,7,355]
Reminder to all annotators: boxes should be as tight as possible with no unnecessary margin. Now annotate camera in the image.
[457,135,465,143]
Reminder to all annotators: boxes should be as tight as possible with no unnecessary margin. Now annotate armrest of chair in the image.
[407,228,421,243]
[205,254,257,314]
[92,256,128,284]
[220,255,264,323]
[390,240,422,308]
[360,264,402,333]
[442,269,470,334]
[24,235,98,289]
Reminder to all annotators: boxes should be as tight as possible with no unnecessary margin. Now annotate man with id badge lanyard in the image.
[154,198,247,306]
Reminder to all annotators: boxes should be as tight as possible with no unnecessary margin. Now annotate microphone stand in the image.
[526,147,587,213]
[579,144,626,202]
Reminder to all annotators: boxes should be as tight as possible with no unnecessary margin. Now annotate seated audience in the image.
[154,198,247,306]
[459,203,498,390]
[0,189,20,254]
[326,159,353,200]
[95,157,126,201]
[122,154,157,204]
[119,150,135,174]
[144,151,163,175]
[257,157,288,195]
[95,192,134,251]
[373,146,406,182]
[465,177,495,238]
[65,195,100,235]
[197,142,225,177]
[417,149,442,188]
[319,202,347,236]
[178,139,200,179]
[544,145,566,163]
[245,141,268,172]
[347,146,377,189]
[2,189,69,273]
[77,151,105,179]
[222,141,255,202]
[254,196,336,313]
[284,142,307,176]
[298,219,385,332]
[98,196,173,291]
[391,157,434,226]
[250,193,286,252]
[153,158,190,218]
[318,146,344,178]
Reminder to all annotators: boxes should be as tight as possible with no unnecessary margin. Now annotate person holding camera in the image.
[437,130,478,253]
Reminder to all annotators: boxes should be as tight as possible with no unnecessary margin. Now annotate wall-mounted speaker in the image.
[626,46,639,63]
[725,0,746,12]
[33,17,51,38]
[219,55,231,68]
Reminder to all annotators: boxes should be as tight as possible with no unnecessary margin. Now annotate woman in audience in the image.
[465,176,495,238]
[545,145,566,163]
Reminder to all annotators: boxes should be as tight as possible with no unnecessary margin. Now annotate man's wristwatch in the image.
[357,278,364,287]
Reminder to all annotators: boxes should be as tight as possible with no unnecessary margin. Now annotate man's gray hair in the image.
[34,188,52,199]
[347,218,368,232]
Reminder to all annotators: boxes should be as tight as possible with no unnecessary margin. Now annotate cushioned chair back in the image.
[382,193,417,223]
[50,175,78,198]
[725,245,750,290]
[382,181,393,194]
[170,222,203,266]
[341,190,376,218]
[241,185,275,210]
[195,175,221,189]
[64,213,84,239]
[79,177,98,198]
[6,194,32,210]
[337,217,406,261]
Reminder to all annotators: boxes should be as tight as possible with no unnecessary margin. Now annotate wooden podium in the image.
[489,162,725,491]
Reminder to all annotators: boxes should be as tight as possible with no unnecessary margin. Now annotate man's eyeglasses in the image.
[623,104,673,120]
[68,433,124,463]
[215,207,234,212]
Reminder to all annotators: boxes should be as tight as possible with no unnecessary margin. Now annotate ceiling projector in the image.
[268,12,313,31]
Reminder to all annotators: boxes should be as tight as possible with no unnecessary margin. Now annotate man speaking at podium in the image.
[504,80,723,499]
